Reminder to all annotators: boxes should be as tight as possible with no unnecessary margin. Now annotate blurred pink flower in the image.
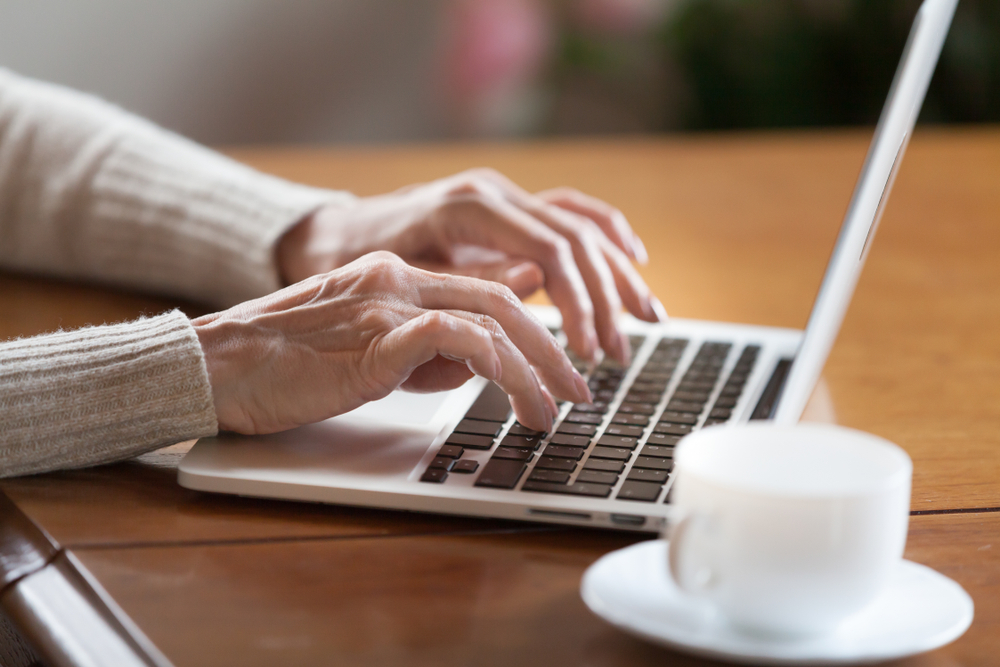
[443,0,551,99]
[573,0,668,36]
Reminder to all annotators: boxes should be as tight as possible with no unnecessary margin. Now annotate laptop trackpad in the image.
[183,388,462,483]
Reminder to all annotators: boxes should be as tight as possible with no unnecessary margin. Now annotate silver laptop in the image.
[179,0,957,533]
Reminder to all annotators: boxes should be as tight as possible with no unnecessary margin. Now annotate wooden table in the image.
[2,129,999,666]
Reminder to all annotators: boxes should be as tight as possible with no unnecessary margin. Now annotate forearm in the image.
[0,69,354,307]
[0,311,217,477]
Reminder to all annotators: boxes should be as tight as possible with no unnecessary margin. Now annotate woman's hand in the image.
[193,252,591,435]
[276,169,666,366]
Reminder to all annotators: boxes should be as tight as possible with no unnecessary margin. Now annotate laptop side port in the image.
[610,514,646,527]
[527,508,592,521]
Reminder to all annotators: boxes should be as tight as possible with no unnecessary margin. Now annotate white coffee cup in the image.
[666,423,912,637]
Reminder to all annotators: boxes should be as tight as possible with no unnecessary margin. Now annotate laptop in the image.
[178,0,957,533]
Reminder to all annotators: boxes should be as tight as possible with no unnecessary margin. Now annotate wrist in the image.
[275,212,318,286]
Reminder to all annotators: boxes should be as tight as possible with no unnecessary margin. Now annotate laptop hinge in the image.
[750,358,794,421]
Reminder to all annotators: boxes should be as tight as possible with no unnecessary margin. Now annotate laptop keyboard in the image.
[419,335,760,504]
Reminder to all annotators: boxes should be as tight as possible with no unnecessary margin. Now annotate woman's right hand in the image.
[192,252,591,435]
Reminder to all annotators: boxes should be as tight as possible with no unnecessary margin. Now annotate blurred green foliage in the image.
[663,0,1000,129]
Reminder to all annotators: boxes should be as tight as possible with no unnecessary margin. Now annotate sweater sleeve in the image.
[0,310,217,478]
[0,68,356,307]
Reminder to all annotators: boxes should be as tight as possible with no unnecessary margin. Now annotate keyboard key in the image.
[528,469,571,484]
[604,424,645,438]
[543,445,586,460]
[501,434,542,450]
[594,389,616,402]
[677,380,715,392]
[655,423,694,436]
[463,381,513,423]
[475,459,527,488]
[492,446,533,461]
[572,402,608,414]
[522,481,613,498]
[646,433,682,447]
[429,456,455,470]
[455,419,503,437]
[583,458,626,473]
[617,480,663,502]
[627,468,670,483]
[658,411,698,425]
[665,400,705,414]
[710,408,733,420]
[597,434,639,449]
[437,445,464,459]
[713,396,738,409]
[630,381,667,393]
[451,459,480,474]
[550,433,590,448]
[576,470,620,485]
[672,390,710,402]
[446,433,494,450]
[508,423,546,437]
[421,468,448,483]
[640,445,675,458]
[704,418,728,427]
[617,402,657,415]
[626,391,662,404]
[590,446,633,461]
[565,412,603,425]
[634,456,674,471]
[535,456,577,471]
[557,422,598,436]
[611,413,649,426]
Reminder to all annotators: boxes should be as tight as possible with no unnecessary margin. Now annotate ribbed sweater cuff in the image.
[0,311,217,477]
[85,129,355,307]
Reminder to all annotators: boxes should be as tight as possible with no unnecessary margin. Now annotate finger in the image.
[434,191,600,361]
[414,271,591,404]
[537,187,647,263]
[532,207,632,365]
[401,357,475,393]
[454,173,633,362]
[375,310,502,391]
[410,258,545,299]
[466,169,645,264]
[598,236,669,323]
[441,309,560,431]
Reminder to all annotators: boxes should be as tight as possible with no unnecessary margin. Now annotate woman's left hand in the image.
[276,168,666,365]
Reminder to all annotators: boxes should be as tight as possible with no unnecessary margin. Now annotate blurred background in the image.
[1,0,997,146]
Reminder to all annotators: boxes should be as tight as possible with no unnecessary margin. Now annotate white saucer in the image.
[581,540,973,665]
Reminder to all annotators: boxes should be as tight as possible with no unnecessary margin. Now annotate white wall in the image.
[0,0,449,145]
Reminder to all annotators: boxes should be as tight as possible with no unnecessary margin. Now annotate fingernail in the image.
[632,233,649,265]
[651,296,668,322]
[573,369,592,403]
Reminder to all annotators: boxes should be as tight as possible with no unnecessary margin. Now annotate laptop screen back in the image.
[773,0,958,423]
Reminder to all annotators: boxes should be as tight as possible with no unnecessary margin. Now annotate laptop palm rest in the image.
[182,383,481,487]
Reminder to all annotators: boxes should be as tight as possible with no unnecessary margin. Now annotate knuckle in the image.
[485,282,520,312]
[475,313,503,339]
[542,235,573,264]
[419,310,451,332]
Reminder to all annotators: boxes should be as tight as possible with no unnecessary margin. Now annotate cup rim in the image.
[674,423,913,499]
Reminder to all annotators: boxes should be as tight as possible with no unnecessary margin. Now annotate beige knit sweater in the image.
[0,69,354,477]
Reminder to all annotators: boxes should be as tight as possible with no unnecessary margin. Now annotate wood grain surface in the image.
[68,512,997,667]
[2,129,999,665]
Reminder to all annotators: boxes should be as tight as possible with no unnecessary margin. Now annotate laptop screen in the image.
[772,0,958,423]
